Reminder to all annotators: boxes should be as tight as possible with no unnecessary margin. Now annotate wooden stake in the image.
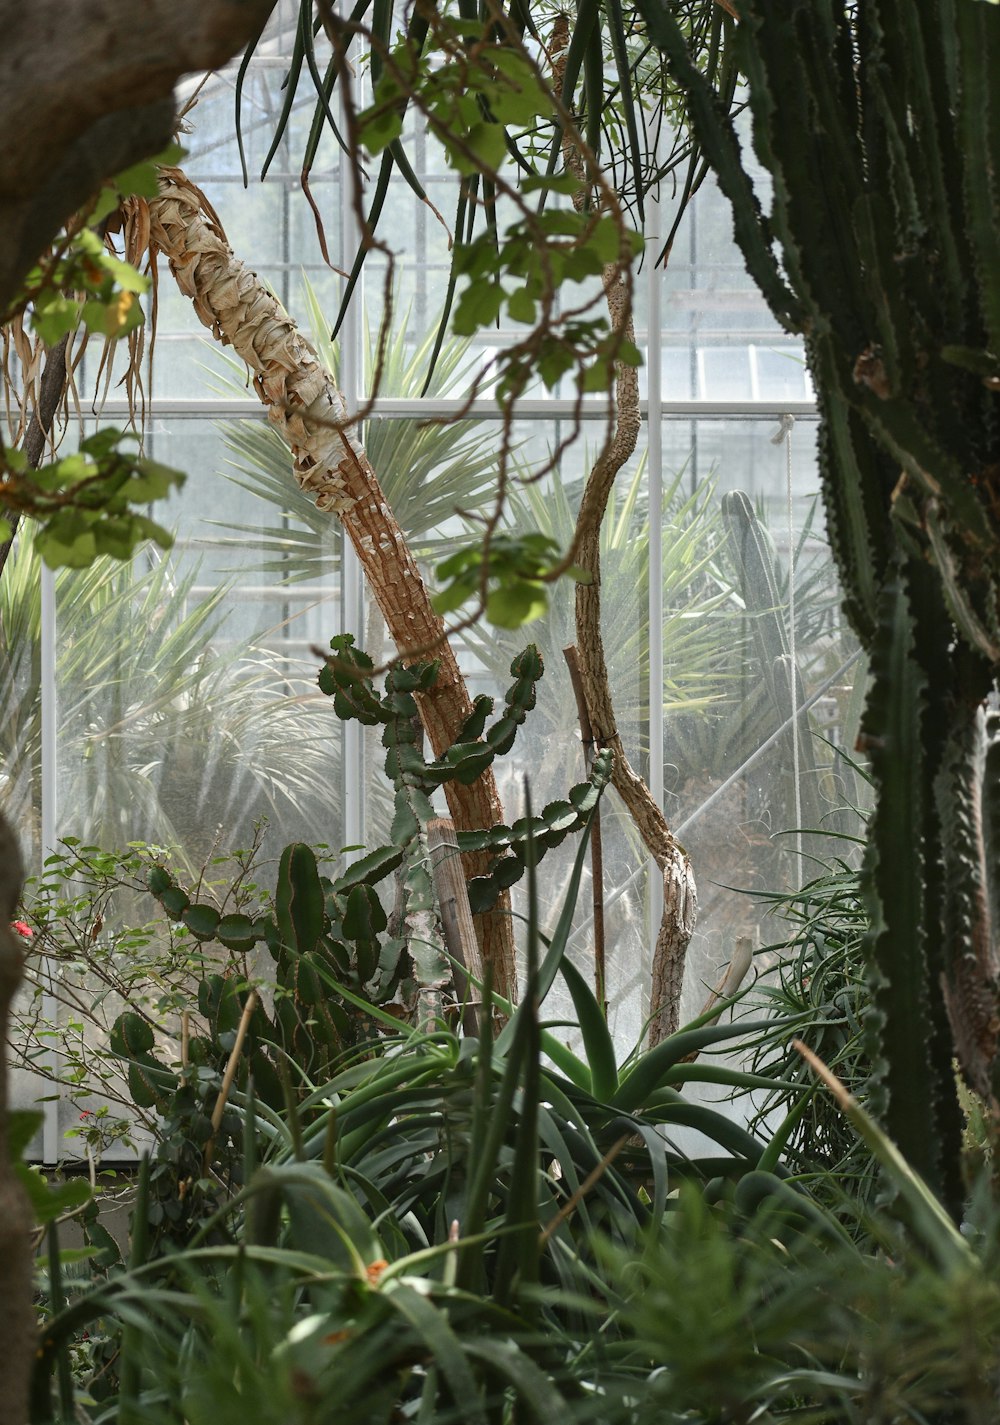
[564,645,607,1014]
[427,818,484,1037]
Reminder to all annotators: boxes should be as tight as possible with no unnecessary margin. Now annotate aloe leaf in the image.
[558,951,617,1102]
[649,1100,767,1162]
[612,1019,775,1114]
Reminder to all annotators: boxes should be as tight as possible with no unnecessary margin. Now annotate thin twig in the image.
[539,1133,630,1244]
[203,989,257,1174]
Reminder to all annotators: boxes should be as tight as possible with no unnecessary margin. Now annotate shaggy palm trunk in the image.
[146,171,516,998]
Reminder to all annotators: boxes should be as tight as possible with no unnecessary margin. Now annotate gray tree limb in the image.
[0,0,278,313]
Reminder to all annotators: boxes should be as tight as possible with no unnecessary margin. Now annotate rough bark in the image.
[552,18,697,1044]
[573,274,697,1045]
[146,170,517,998]
[0,817,31,1425]
[0,0,278,315]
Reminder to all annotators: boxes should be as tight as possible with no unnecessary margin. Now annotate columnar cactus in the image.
[640,0,1000,1211]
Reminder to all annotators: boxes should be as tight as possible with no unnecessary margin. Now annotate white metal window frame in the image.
[29,63,818,1161]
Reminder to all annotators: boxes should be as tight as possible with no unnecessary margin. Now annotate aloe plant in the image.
[640,0,1000,1214]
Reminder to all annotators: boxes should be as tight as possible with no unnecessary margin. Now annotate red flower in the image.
[11,920,32,939]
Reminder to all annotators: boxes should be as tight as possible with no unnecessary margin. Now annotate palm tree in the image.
[0,530,339,869]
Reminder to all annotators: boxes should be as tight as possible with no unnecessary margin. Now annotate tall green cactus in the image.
[639,0,1000,1211]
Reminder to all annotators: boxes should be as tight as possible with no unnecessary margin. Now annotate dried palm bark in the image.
[145,170,516,998]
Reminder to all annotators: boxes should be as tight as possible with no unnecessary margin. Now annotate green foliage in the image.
[141,842,401,1100]
[448,212,643,394]
[433,531,588,628]
[0,429,183,569]
[30,823,1000,1425]
[6,142,186,339]
[747,854,876,1209]
[242,0,740,367]
[28,227,148,348]
[28,821,799,1424]
[318,634,613,910]
[6,1112,91,1225]
[1,144,187,566]
[355,11,648,402]
[357,20,553,174]
[608,1181,1000,1424]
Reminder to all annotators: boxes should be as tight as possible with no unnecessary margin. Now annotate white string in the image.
[772,412,802,873]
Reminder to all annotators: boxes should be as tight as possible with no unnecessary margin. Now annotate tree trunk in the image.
[0,0,278,318]
[146,170,517,998]
[0,817,32,1425]
[552,18,696,1044]
[573,271,697,1045]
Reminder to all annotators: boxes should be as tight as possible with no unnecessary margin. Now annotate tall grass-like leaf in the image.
[794,1040,975,1277]
[383,1282,488,1425]
[497,794,603,1056]
[558,950,617,1102]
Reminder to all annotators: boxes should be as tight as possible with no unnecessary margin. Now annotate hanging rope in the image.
[772,412,803,872]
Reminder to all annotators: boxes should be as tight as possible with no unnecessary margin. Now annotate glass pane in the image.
[658,418,867,1022]
[54,421,344,862]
